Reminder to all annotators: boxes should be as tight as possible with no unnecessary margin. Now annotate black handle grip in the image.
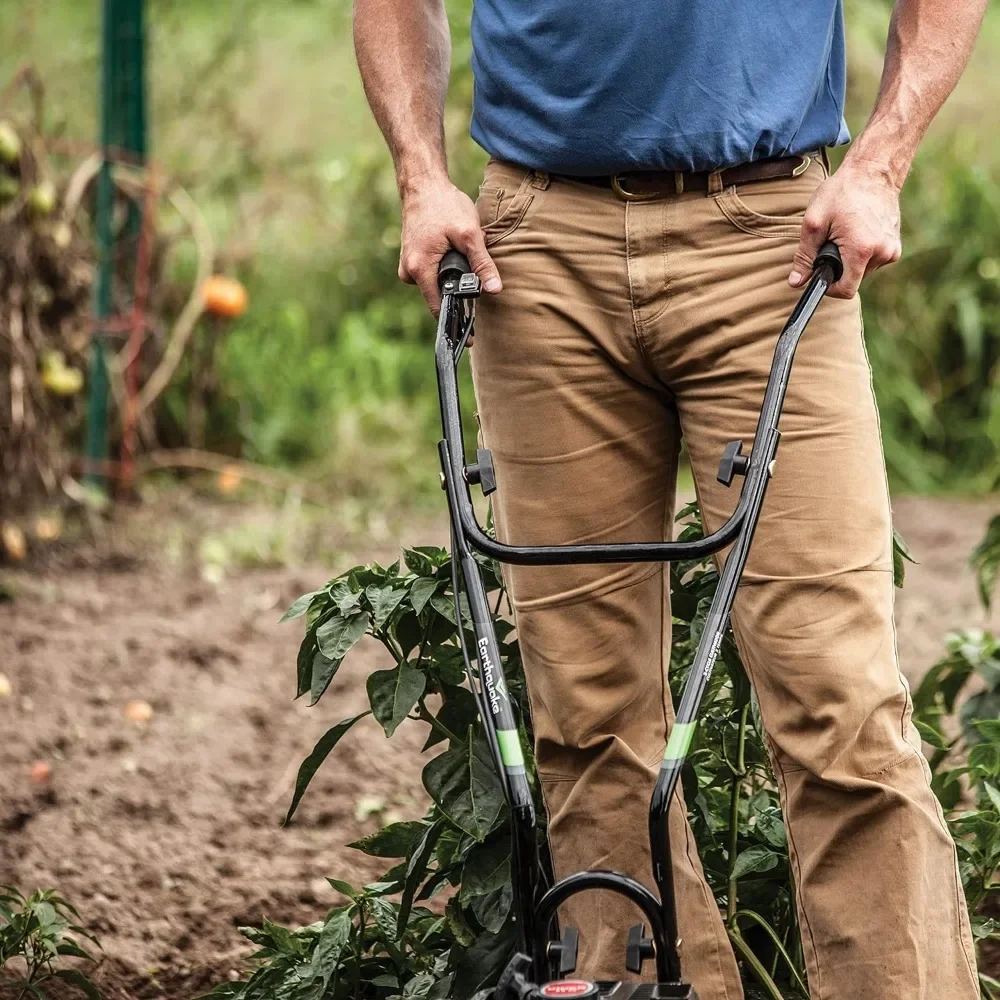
[438,249,471,291]
[814,241,843,283]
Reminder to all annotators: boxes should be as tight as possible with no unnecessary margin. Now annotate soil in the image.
[0,492,996,999]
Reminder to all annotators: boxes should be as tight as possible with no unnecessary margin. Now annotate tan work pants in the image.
[469,157,978,1000]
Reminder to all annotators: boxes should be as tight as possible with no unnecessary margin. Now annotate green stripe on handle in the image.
[663,721,697,761]
[496,729,524,768]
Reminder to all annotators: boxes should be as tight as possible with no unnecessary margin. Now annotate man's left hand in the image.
[789,160,903,299]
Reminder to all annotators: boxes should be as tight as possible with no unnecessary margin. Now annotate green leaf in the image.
[316,611,370,662]
[280,590,323,623]
[55,939,97,961]
[451,920,516,999]
[410,578,439,616]
[750,805,787,850]
[368,662,427,738]
[311,612,371,704]
[731,846,779,881]
[348,821,427,859]
[914,719,951,751]
[430,590,471,626]
[983,783,1000,815]
[971,514,1000,610]
[969,740,1000,778]
[307,907,354,989]
[973,719,1000,743]
[892,528,917,589]
[283,713,370,824]
[296,635,319,699]
[470,882,513,934]
[52,970,101,1000]
[329,580,365,615]
[367,586,409,631]
[422,735,504,841]
[397,820,444,936]
[423,685,480,751]
[404,972,438,997]
[308,651,340,706]
[367,896,399,942]
[404,547,449,575]
[460,837,511,904]
[326,878,359,900]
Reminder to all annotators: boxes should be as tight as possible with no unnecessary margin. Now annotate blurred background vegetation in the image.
[4,0,998,504]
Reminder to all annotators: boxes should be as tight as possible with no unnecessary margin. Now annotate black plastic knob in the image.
[465,448,497,496]
[625,923,656,974]
[717,439,749,487]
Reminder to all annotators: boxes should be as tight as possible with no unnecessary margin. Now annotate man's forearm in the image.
[355,0,502,311]
[792,0,986,296]
[844,0,987,189]
[354,0,451,197]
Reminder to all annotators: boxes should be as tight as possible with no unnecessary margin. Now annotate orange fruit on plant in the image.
[202,275,248,319]
[217,465,242,494]
[1,523,26,562]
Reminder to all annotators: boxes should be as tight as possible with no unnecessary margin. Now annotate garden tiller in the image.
[434,241,845,1000]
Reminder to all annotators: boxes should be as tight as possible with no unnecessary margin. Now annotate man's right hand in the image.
[399,177,502,314]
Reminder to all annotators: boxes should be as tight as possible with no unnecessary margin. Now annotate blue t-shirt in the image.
[469,0,850,175]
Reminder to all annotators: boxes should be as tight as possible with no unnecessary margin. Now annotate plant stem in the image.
[354,906,364,1000]
[416,703,461,744]
[732,909,809,996]
[727,928,784,1000]
[383,633,405,666]
[726,702,750,922]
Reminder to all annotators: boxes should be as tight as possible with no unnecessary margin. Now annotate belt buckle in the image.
[610,174,660,202]
[791,154,812,177]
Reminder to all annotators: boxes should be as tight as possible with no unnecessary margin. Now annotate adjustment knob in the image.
[717,439,749,487]
[464,448,497,496]
[625,923,656,974]
[547,926,580,976]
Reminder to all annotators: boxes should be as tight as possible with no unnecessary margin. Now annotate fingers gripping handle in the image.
[814,240,843,284]
[438,249,471,292]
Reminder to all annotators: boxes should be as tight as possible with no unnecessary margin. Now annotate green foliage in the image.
[971,515,1000,611]
[10,0,1000,497]
[213,509,1000,1000]
[862,149,1000,492]
[0,885,102,999]
[207,544,526,1000]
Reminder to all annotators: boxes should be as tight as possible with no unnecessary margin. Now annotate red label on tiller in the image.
[538,981,598,998]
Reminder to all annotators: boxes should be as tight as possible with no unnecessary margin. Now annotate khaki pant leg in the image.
[642,165,980,1000]
[469,162,742,997]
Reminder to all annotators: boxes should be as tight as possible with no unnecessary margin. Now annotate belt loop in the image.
[820,147,832,174]
[673,171,684,196]
[707,169,724,196]
[531,170,550,190]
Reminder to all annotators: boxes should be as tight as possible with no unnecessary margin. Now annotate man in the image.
[355,1,986,997]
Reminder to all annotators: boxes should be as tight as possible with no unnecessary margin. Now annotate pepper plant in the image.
[0,885,101,999]
[206,508,1000,1000]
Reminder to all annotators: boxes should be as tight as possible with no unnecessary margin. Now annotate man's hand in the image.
[789,162,902,299]
[400,178,502,315]
[788,0,986,300]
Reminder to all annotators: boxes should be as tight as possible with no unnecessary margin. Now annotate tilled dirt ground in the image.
[0,493,997,998]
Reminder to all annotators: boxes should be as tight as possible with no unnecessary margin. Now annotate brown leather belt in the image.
[559,152,818,201]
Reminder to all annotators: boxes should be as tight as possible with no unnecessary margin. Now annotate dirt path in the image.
[0,494,996,998]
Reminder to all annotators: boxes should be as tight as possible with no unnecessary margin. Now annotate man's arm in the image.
[355,0,501,313]
[791,0,987,299]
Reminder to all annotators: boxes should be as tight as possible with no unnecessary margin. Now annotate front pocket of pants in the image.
[476,172,535,247]
[714,186,805,239]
